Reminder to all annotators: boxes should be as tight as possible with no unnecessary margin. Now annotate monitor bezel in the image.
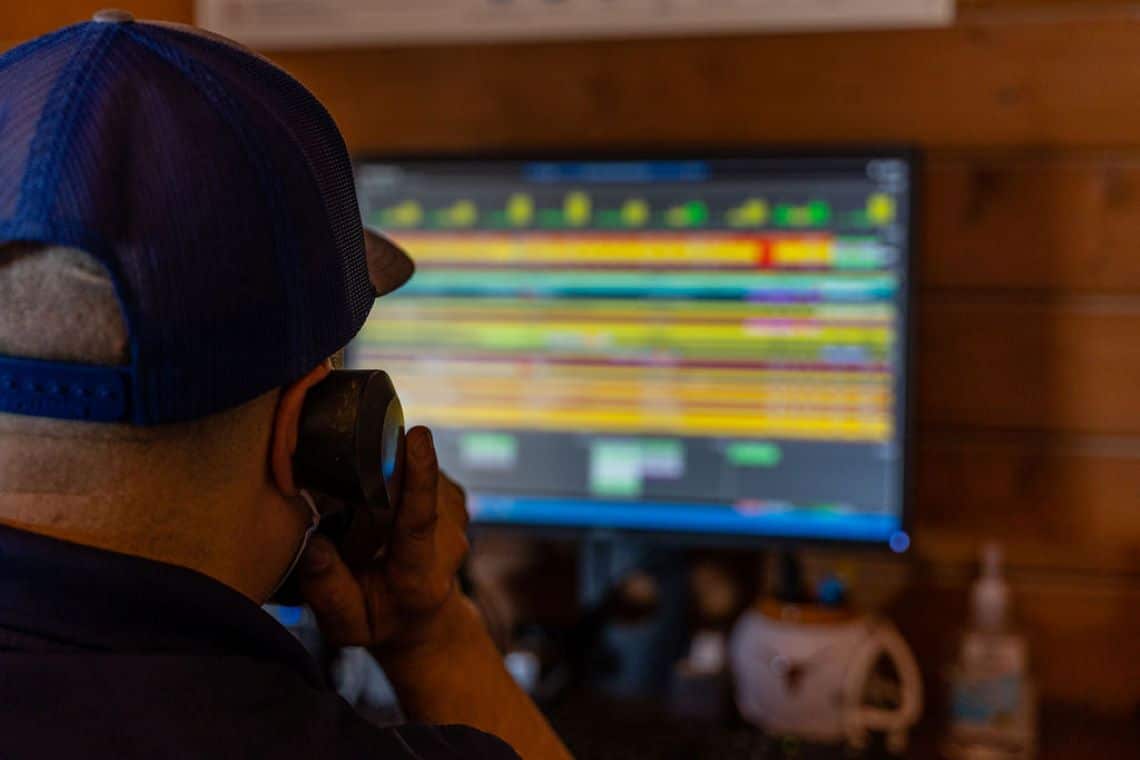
[350,146,919,554]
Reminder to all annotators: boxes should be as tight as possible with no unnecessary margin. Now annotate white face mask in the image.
[268,489,322,599]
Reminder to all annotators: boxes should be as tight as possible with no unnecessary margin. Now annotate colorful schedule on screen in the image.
[352,155,913,547]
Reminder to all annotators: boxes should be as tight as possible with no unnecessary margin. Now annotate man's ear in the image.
[270,361,333,497]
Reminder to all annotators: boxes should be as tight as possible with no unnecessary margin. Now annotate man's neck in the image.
[0,487,292,602]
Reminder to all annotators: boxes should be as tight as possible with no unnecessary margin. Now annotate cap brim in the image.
[364,228,414,297]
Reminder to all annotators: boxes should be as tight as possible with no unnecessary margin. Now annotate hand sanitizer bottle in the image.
[943,543,1037,759]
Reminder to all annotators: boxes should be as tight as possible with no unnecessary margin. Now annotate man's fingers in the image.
[439,471,470,531]
[295,535,372,646]
[391,426,440,573]
[438,519,470,577]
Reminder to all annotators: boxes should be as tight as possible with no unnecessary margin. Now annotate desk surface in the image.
[546,693,1139,760]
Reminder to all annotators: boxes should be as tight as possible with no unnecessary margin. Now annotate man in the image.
[0,10,571,760]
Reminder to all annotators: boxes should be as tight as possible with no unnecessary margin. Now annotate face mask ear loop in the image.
[298,489,321,534]
[268,489,323,599]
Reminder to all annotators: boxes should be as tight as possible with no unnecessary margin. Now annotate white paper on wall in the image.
[195,0,954,49]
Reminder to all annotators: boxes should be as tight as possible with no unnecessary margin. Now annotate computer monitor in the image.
[350,152,914,550]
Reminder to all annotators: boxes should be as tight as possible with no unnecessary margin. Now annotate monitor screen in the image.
[351,153,914,549]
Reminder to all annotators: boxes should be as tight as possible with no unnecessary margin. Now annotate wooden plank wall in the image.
[4,2,1138,713]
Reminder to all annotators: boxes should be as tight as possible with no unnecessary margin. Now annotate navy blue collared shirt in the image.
[0,523,518,759]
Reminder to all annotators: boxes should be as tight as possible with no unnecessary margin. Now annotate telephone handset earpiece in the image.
[272,370,405,604]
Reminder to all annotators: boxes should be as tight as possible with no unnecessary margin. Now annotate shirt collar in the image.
[0,522,325,688]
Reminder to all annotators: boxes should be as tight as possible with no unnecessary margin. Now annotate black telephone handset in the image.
[272,370,406,604]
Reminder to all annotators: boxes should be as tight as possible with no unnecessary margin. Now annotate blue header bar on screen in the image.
[524,161,710,184]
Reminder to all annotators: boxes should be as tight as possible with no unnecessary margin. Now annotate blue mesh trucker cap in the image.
[0,9,413,425]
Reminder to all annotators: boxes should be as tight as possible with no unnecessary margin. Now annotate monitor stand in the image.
[773,548,810,604]
[576,534,690,698]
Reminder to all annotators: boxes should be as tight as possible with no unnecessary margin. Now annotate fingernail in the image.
[302,539,333,573]
[410,428,434,461]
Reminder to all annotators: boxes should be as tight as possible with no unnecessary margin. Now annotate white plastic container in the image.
[943,544,1037,760]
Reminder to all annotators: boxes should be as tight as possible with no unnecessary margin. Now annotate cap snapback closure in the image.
[0,355,130,423]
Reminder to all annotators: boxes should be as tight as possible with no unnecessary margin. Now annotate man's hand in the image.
[295,425,473,658]
[294,425,574,759]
